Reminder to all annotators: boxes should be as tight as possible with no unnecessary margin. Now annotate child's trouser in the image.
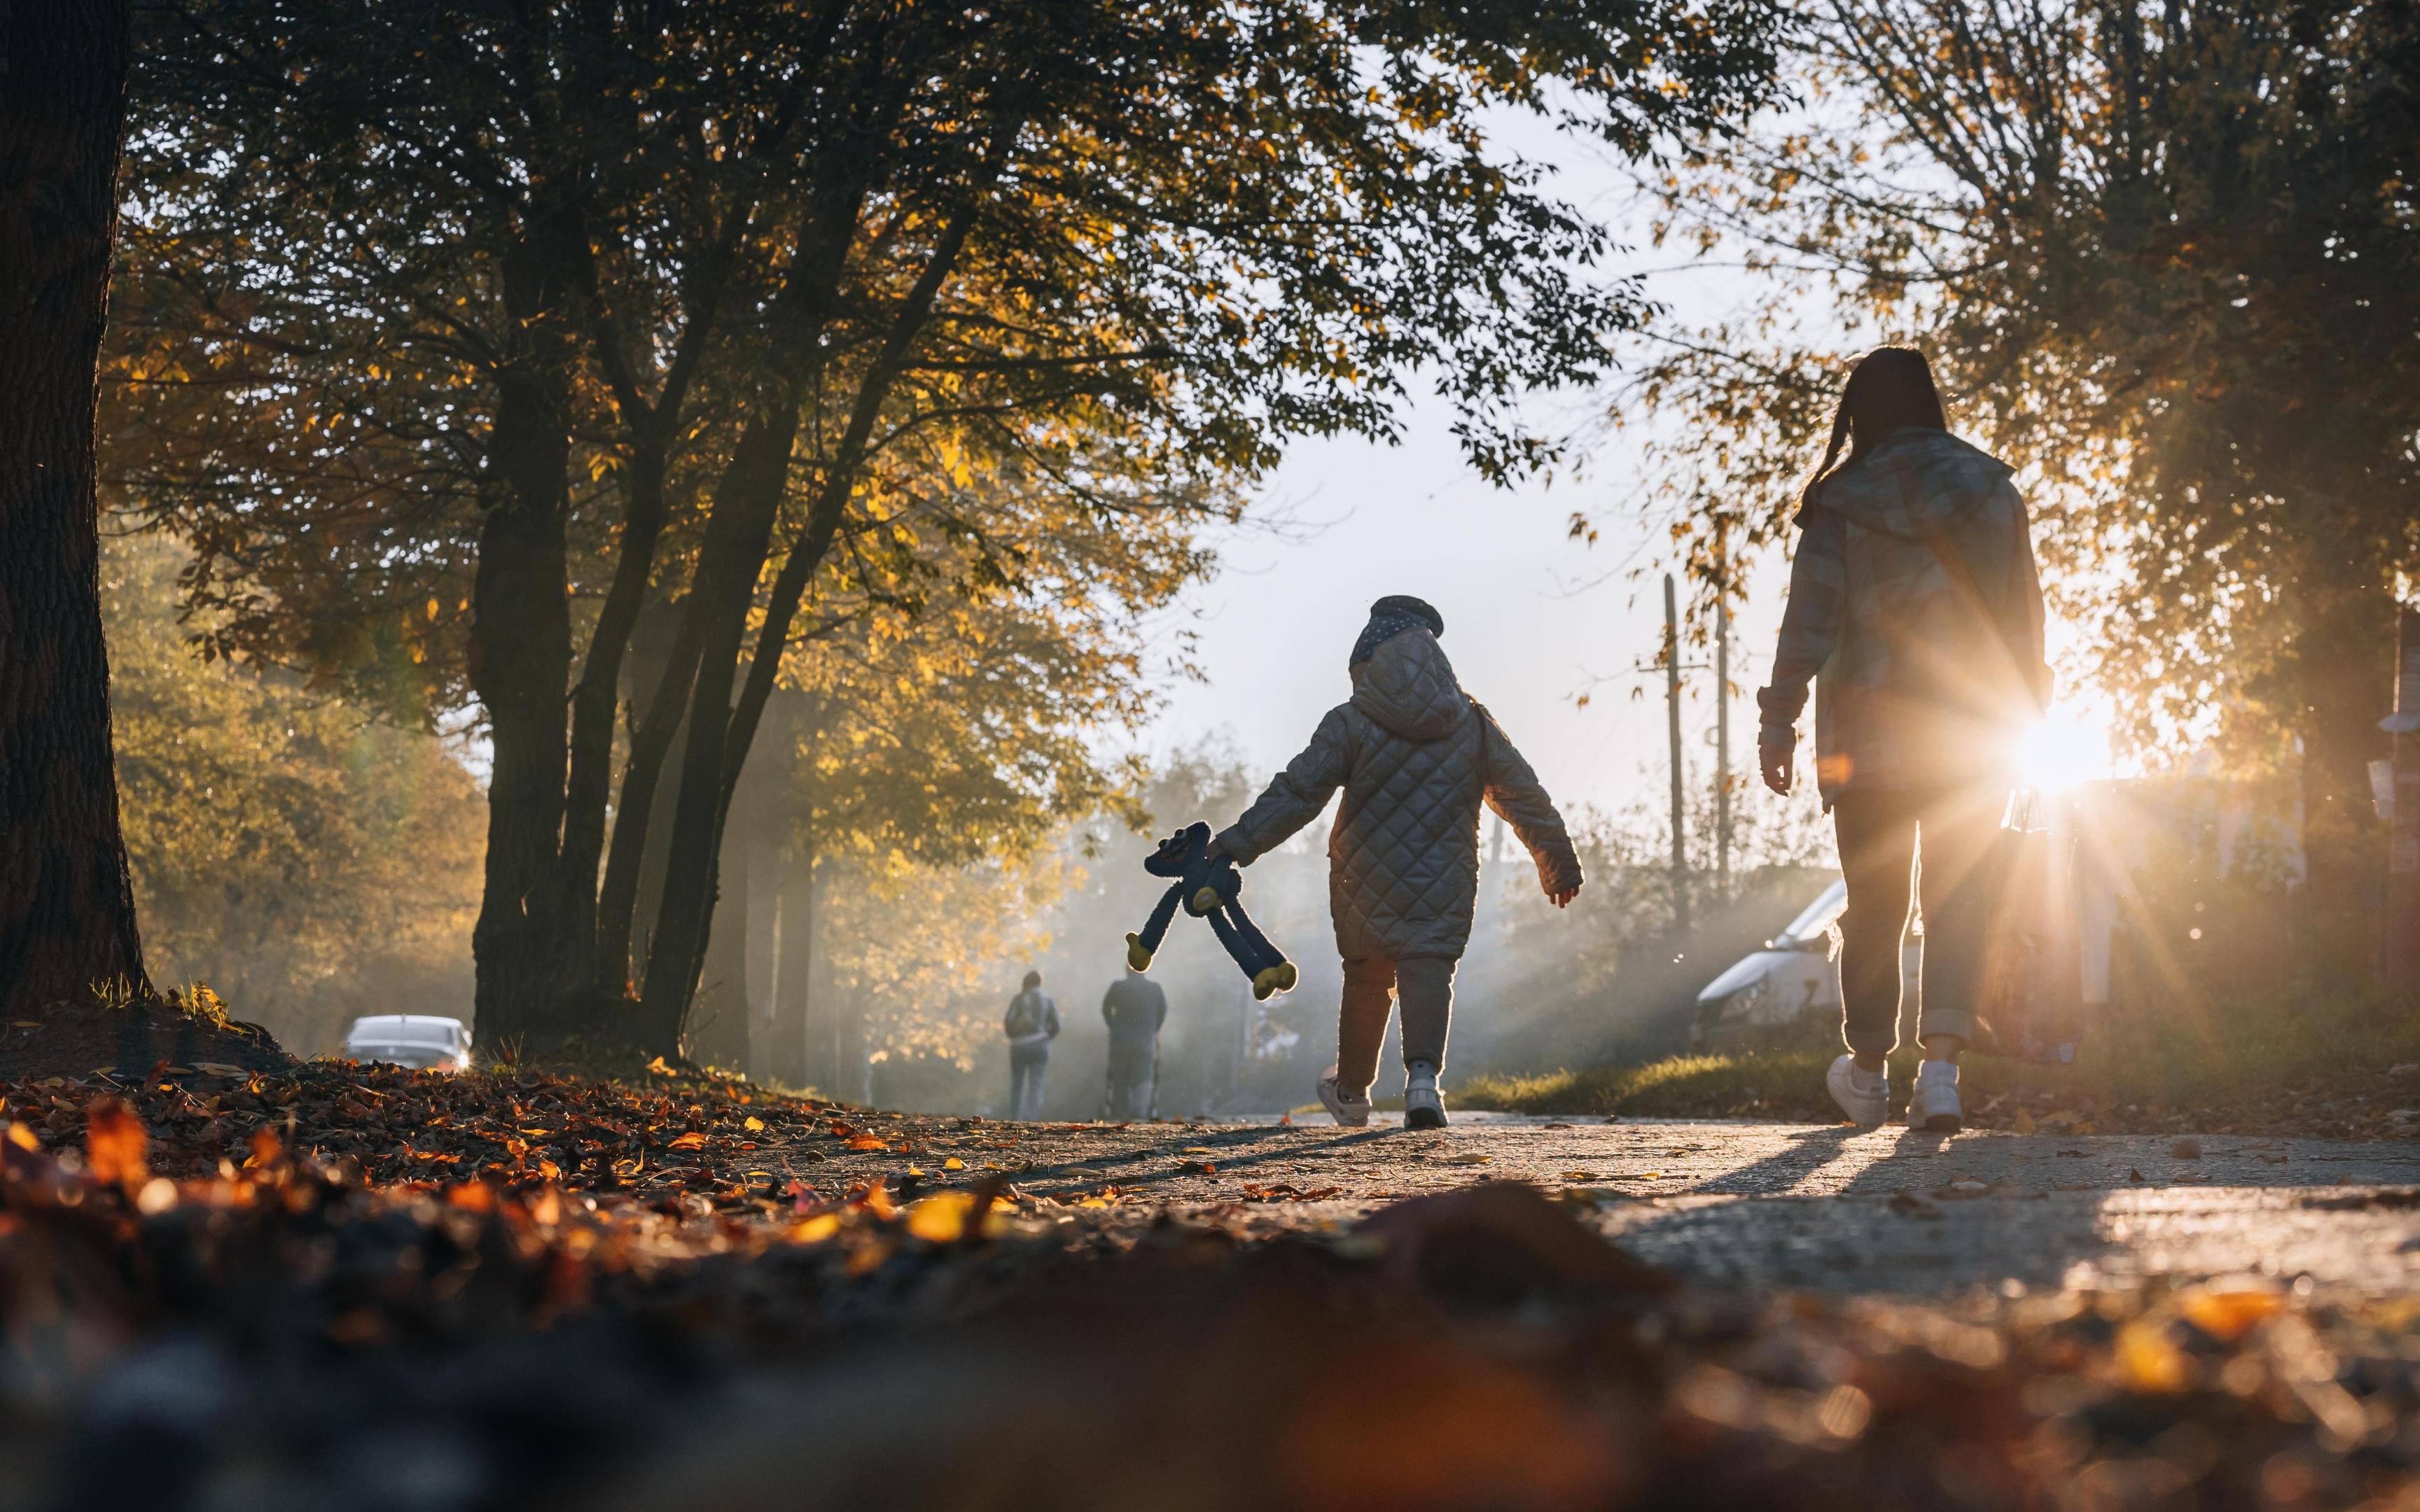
[1830,784,2001,1058]
[1336,955,1457,1093]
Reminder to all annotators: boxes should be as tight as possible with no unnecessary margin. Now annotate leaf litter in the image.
[0,1064,2418,1508]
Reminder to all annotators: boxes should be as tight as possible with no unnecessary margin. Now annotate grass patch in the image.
[1457,983,2420,1138]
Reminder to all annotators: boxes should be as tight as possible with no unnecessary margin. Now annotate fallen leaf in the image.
[905,1189,1000,1243]
[743,1116,765,1133]
[192,1063,246,1077]
[667,1131,709,1152]
[847,1136,890,1152]
[942,1156,965,1170]
[85,1098,146,1187]
[2169,1138,2202,1159]
[2116,1317,2190,1392]
[1440,1154,1492,1167]
[2011,1107,2037,1135]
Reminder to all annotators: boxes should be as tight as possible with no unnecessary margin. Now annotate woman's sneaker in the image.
[1909,1060,1963,1133]
[1826,1053,1889,1127]
[1316,1070,1372,1127]
[1404,1061,1448,1129]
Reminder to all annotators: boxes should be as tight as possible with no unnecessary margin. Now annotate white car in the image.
[341,1014,473,1072]
[1690,881,1925,1046]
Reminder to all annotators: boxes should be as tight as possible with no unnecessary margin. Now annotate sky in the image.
[1130,410,1791,823]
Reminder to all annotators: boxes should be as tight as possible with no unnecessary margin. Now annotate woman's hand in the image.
[1759,727,1795,796]
[1550,883,1580,909]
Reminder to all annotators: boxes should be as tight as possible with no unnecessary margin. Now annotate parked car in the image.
[340,1014,473,1072]
[1690,881,1924,1046]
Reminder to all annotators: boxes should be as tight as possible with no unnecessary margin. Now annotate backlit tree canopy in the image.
[111,0,1787,1053]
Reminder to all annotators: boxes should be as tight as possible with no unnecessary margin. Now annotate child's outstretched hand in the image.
[1550,884,1580,909]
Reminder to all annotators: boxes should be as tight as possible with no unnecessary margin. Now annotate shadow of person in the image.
[1685,1123,1864,1196]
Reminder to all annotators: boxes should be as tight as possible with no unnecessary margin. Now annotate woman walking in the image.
[1757,347,2051,1132]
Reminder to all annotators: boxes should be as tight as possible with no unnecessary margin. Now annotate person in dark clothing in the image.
[1099,967,1168,1119]
[1758,346,2052,1133]
[1002,969,1060,1120]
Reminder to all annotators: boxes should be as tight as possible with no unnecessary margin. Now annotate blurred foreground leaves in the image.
[1,1070,2418,1508]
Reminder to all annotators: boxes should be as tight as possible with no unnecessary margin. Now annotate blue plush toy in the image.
[1125,822,1298,1001]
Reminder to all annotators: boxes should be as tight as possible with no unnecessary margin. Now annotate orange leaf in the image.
[667,1131,709,1151]
[85,1098,147,1187]
[847,1135,890,1152]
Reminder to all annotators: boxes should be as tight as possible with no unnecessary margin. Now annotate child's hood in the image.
[1349,628,1469,741]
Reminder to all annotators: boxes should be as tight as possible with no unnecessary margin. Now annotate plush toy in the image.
[1125,822,1298,1001]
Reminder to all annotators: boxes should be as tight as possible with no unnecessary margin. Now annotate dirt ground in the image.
[9,1059,2420,1510]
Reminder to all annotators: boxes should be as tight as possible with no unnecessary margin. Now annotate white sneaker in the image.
[1909,1060,1963,1133]
[1316,1070,1372,1128]
[1826,1054,1888,1127]
[1404,1061,1447,1130]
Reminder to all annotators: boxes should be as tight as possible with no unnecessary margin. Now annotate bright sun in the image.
[2013,710,2114,791]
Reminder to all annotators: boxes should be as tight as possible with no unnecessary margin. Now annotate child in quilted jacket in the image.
[1212,596,1583,1128]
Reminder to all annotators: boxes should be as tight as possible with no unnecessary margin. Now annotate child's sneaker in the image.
[1826,1053,1888,1127]
[1316,1070,1372,1128]
[1908,1059,1962,1133]
[1404,1060,1447,1129]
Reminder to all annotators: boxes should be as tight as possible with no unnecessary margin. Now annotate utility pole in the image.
[1715,589,1732,897]
[2387,604,2420,990]
[1664,573,1690,937]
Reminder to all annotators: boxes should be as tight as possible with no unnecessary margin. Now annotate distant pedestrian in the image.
[1099,967,1168,1120]
[1003,970,1060,1120]
[1214,594,1583,1129]
[1758,346,2052,1133]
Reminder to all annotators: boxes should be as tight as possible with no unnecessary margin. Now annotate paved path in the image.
[781,1112,2420,1296]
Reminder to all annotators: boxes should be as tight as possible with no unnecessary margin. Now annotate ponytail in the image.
[1800,396,1853,514]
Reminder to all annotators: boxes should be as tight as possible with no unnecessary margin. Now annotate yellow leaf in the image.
[2181,1287,2283,1343]
[943,1156,965,1170]
[743,1116,765,1132]
[666,1131,708,1151]
[905,1189,994,1242]
[7,1123,40,1152]
[788,1212,842,1243]
[2117,1319,2191,1392]
[2012,1107,2037,1135]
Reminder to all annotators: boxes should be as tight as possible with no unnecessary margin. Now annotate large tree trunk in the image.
[0,0,148,1014]
[467,219,581,1045]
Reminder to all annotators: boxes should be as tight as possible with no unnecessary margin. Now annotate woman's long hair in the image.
[1800,346,1949,511]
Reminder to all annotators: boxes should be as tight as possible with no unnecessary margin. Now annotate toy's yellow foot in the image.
[1191,886,1222,914]
[1125,932,1155,972]
[1252,960,1298,1001]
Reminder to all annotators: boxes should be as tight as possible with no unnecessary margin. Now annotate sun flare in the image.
[2013,710,2114,792]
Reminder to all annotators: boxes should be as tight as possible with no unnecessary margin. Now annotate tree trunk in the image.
[0,0,148,1014]
[556,442,672,992]
[467,217,582,1045]
[632,405,802,1051]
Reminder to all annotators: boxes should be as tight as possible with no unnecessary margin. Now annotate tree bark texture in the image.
[632,404,802,1051]
[467,217,582,1044]
[0,0,149,1014]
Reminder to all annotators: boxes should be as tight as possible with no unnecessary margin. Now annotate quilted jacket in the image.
[1758,428,2051,804]
[1215,629,1583,961]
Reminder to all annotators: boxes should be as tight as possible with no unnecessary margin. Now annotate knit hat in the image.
[1349,594,1445,668]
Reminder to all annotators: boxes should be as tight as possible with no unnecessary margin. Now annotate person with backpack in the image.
[1757,346,2052,1133]
[1002,970,1060,1120]
[1211,595,1583,1129]
[1099,967,1168,1120]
